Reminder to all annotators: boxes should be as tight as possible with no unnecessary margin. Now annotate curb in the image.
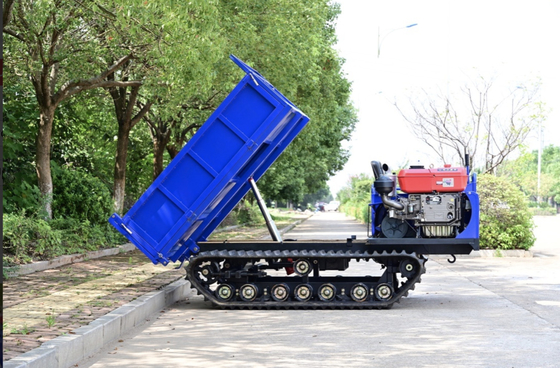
[6,243,137,277]
[260,216,311,240]
[431,249,533,259]
[4,279,192,368]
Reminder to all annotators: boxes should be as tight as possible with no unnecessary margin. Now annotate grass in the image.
[46,315,56,328]
[10,324,34,335]
[90,300,113,308]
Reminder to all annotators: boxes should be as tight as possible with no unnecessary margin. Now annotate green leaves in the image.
[478,174,535,250]
[497,145,560,204]
[336,174,373,223]
[4,0,356,223]
[51,168,113,225]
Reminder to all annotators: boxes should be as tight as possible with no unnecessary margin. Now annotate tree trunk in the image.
[113,121,131,215]
[153,134,170,181]
[107,83,151,214]
[166,145,179,160]
[145,115,172,182]
[36,105,56,219]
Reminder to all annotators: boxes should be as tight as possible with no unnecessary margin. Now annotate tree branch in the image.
[131,100,152,128]
[3,0,16,30]
[3,27,25,42]
[53,54,137,104]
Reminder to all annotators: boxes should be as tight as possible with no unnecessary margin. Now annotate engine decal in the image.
[442,178,454,187]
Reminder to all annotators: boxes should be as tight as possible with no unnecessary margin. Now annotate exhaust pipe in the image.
[381,194,404,210]
[372,160,404,210]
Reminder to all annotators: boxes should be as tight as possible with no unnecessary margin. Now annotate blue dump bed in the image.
[109,56,310,266]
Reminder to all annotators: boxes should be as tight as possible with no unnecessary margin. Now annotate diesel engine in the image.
[371,160,477,239]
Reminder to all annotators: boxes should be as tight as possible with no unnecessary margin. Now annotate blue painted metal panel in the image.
[109,55,310,265]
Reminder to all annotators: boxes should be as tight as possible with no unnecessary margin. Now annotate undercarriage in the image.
[186,239,477,309]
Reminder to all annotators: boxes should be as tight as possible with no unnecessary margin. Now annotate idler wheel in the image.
[239,284,258,302]
[271,283,290,302]
[195,262,220,285]
[399,260,416,278]
[294,259,312,276]
[374,283,394,301]
[350,283,369,302]
[215,284,234,302]
[318,283,336,302]
[294,284,313,302]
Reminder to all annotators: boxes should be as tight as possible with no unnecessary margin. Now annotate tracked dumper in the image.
[109,55,479,309]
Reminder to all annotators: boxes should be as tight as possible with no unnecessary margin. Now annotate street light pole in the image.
[537,118,543,203]
[377,23,418,58]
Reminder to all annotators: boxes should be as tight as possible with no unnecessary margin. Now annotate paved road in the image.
[80,212,560,368]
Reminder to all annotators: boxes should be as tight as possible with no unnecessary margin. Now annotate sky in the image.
[327,0,560,196]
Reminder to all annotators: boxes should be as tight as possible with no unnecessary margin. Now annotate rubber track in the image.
[186,249,427,309]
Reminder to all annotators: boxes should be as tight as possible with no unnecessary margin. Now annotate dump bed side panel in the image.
[109,56,310,265]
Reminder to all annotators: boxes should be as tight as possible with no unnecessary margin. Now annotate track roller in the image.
[318,283,337,302]
[294,284,313,302]
[239,284,258,302]
[399,260,417,278]
[350,283,369,302]
[215,284,235,302]
[271,283,290,302]
[375,283,394,301]
[293,259,312,276]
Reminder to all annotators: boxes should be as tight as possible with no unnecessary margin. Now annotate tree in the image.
[141,0,357,202]
[497,145,560,205]
[143,93,219,181]
[216,0,357,201]
[98,1,225,213]
[105,70,152,213]
[3,0,142,217]
[4,0,228,215]
[336,173,373,223]
[395,77,544,173]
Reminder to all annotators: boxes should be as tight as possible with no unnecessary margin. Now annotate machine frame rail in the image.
[197,238,479,256]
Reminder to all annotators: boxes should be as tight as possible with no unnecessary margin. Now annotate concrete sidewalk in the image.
[77,213,560,368]
[2,249,189,364]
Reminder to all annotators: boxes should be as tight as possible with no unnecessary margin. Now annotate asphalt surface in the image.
[80,212,560,368]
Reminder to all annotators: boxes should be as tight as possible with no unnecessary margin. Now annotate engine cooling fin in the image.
[185,248,427,309]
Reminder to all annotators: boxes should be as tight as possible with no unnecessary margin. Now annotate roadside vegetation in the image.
[3,1,357,266]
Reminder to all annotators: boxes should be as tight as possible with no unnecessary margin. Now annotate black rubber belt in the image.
[186,249,426,309]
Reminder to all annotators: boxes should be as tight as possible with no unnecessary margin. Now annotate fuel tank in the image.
[398,164,468,193]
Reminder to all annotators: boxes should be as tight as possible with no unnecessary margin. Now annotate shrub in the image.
[3,212,126,266]
[478,174,535,250]
[52,167,113,225]
[529,206,557,216]
[3,211,63,264]
[236,200,265,225]
[338,174,373,223]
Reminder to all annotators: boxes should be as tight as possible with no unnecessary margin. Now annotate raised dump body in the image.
[109,55,309,266]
